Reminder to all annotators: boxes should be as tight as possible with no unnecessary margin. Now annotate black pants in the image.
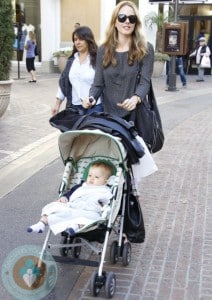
[26,57,35,72]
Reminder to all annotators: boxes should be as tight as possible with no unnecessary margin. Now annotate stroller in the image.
[39,112,146,298]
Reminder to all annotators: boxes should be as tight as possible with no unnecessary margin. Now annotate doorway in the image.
[13,0,41,62]
[180,16,212,75]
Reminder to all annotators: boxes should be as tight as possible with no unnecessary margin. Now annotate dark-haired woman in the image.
[52,26,102,115]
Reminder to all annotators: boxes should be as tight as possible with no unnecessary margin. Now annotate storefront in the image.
[11,0,211,74]
[11,0,158,72]
[13,0,41,62]
[178,2,212,74]
[12,0,104,72]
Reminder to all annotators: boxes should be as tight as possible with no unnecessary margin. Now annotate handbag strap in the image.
[135,60,142,92]
[148,80,155,109]
[131,61,148,123]
[135,60,154,108]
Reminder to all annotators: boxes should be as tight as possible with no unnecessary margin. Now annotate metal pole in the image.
[17,23,22,80]
[167,0,178,91]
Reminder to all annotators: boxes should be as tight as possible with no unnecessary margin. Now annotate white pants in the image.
[197,65,205,80]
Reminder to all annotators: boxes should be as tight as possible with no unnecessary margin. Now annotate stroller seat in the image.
[59,155,124,240]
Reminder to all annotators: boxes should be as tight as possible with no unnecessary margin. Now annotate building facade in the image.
[12,0,212,74]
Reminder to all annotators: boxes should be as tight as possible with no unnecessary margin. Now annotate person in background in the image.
[74,22,80,29]
[84,1,154,121]
[189,36,211,82]
[166,55,187,87]
[25,31,37,83]
[52,26,103,115]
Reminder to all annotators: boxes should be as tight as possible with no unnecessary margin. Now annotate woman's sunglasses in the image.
[117,14,137,24]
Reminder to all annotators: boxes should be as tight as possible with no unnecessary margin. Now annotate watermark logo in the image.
[1,245,57,300]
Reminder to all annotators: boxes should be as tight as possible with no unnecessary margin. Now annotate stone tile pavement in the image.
[67,109,212,300]
[67,79,212,299]
[0,71,61,198]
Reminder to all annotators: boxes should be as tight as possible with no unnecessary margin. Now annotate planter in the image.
[57,55,68,72]
[153,61,166,77]
[0,79,13,118]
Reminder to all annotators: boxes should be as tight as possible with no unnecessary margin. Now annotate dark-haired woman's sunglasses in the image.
[118,14,137,24]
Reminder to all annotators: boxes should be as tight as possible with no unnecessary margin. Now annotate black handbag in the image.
[123,172,145,243]
[34,45,38,56]
[123,192,145,243]
[134,81,164,153]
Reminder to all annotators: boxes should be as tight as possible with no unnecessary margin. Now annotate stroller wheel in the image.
[71,237,81,258]
[59,235,71,257]
[122,242,131,266]
[105,271,116,298]
[110,240,118,264]
[90,271,101,296]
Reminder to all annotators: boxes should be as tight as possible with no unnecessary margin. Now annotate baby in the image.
[27,161,114,236]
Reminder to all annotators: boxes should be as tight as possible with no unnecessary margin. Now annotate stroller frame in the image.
[38,129,133,298]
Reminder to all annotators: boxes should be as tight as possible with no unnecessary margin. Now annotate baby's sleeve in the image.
[63,183,82,201]
[98,189,113,206]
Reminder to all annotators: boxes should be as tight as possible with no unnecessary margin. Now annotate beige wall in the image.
[61,0,101,44]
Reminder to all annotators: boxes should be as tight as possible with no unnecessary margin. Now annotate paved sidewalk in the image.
[0,71,61,198]
[0,70,212,300]
[69,110,212,299]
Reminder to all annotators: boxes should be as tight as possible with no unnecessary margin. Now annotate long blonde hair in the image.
[103,1,148,67]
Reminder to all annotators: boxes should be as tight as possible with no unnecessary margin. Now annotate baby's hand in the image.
[57,197,68,203]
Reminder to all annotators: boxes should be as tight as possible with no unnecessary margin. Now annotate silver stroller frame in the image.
[38,129,132,298]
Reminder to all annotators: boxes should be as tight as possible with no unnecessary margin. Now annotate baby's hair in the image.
[90,161,113,179]
[82,160,116,181]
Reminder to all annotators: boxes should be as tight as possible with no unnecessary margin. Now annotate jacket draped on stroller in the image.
[50,108,145,165]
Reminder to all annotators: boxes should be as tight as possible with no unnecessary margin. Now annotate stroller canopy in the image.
[58,129,127,167]
[50,110,145,165]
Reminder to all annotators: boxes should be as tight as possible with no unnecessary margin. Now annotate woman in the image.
[52,26,103,115]
[25,31,37,83]
[85,1,154,120]
[189,36,211,82]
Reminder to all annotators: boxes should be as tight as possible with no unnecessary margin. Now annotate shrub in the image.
[0,0,14,80]
[154,52,170,62]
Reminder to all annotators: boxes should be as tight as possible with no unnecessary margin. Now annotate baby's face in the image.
[86,166,108,186]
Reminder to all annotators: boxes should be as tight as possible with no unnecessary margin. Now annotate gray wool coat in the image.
[89,42,154,118]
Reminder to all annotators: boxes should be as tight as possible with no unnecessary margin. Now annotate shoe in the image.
[27,221,45,233]
[196,79,204,82]
[68,227,75,236]
[27,226,43,233]
[182,83,187,87]
[29,80,37,83]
